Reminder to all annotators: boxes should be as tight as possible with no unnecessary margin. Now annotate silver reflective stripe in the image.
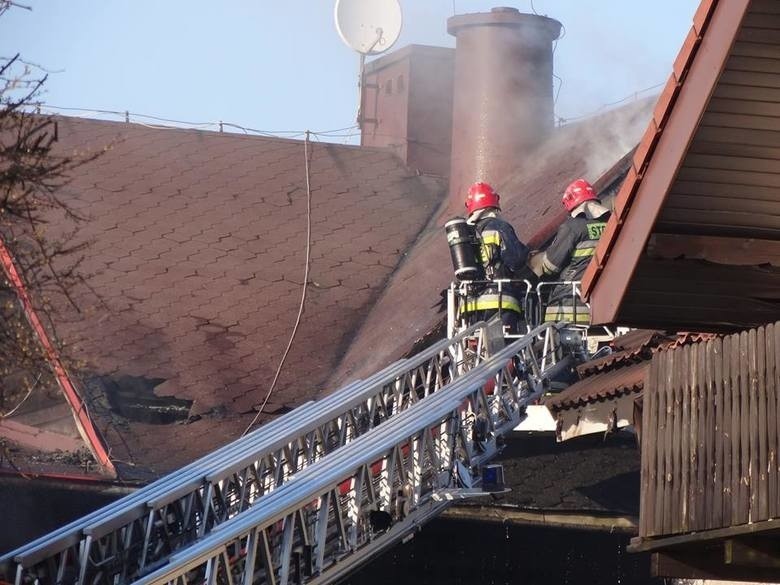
[541,253,559,275]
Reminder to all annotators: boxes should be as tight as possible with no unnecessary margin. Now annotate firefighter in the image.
[535,178,610,325]
[460,181,530,335]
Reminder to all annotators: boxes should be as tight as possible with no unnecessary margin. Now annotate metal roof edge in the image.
[581,0,751,325]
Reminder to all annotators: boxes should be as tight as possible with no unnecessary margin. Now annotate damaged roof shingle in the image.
[39,116,445,476]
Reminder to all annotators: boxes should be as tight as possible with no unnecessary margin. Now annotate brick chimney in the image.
[360,45,455,177]
[447,8,562,205]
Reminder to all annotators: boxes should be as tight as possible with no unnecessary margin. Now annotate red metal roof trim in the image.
[610,329,664,352]
[662,331,720,351]
[555,330,719,412]
[581,0,751,324]
[0,239,115,475]
[577,346,650,377]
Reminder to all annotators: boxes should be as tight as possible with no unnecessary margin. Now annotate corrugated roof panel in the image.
[576,330,667,377]
[545,362,649,412]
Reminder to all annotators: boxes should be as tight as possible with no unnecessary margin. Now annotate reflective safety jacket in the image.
[543,208,610,282]
[460,214,530,315]
[542,205,610,324]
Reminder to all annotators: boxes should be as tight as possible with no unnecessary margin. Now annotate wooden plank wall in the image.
[639,321,780,538]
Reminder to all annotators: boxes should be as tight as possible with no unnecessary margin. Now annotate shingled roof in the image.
[4,98,651,479]
[26,116,444,477]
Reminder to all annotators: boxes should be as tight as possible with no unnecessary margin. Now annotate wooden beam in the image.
[647,234,780,266]
[652,550,780,581]
[614,257,780,331]
[585,0,753,324]
[441,506,638,534]
[629,519,780,553]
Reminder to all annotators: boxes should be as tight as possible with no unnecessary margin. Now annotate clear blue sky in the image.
[2,1,700,136]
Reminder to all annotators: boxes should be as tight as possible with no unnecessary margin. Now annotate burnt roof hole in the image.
[267,405,294,416]
[96,374,193,424]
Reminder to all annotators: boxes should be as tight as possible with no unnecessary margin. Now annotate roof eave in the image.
[583,0,750,326]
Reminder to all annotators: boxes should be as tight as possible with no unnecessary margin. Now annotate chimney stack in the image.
[447,7,562,205]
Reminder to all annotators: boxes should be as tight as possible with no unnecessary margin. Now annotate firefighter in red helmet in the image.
[535,178,610,324]
[461,181,530,335]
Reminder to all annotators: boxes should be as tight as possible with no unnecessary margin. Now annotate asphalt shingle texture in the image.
[467,433,641,515]
[43,117,444,476]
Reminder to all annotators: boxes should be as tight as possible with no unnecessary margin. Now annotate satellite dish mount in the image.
[334,0,403,129]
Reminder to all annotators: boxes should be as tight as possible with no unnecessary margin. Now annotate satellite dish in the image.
[334,0,403,56]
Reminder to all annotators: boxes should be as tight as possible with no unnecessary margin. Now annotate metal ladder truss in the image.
[1,321,499,585]
[129,323,560,585]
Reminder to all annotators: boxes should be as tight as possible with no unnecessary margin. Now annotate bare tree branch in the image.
[0,5,105,415]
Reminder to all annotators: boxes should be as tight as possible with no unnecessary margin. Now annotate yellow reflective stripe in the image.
[572,247,595,258]
[460,295,522,314]
[480,230,501,246]
[544,307,591,324]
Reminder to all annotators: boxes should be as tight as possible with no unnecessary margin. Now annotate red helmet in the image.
[562,178,597,212]
[465,182,500,215]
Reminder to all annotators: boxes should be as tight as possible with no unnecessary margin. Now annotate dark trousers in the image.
[465,309,523,338]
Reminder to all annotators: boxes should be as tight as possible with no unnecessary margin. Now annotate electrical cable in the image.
[557,81,664,124]
[241,130,313,437]
[38,102,461,156]
[38,104,360,140]
[41,76,660,149]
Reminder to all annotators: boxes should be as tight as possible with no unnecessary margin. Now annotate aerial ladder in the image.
[0,201,627,585]
[0,317,575,585]
[2,215,611,585]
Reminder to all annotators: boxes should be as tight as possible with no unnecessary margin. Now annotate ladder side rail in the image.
[9,323,491,584]
[1,396,323,567]
[132,329,552,585]
[5,311,492,571]
[146,322,487,556]
[190,320,489,488]
[9,332,434,567]
[192,320,489,487]
[3,395,334,567]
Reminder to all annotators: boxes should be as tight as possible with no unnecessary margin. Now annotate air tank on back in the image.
[445,217,484,281]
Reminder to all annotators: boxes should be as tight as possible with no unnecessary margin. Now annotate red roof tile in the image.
[577,330,666,376]
[550,329,717,413]
[545,361,650,412]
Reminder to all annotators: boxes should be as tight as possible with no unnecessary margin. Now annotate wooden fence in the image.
[639,321,780,538]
